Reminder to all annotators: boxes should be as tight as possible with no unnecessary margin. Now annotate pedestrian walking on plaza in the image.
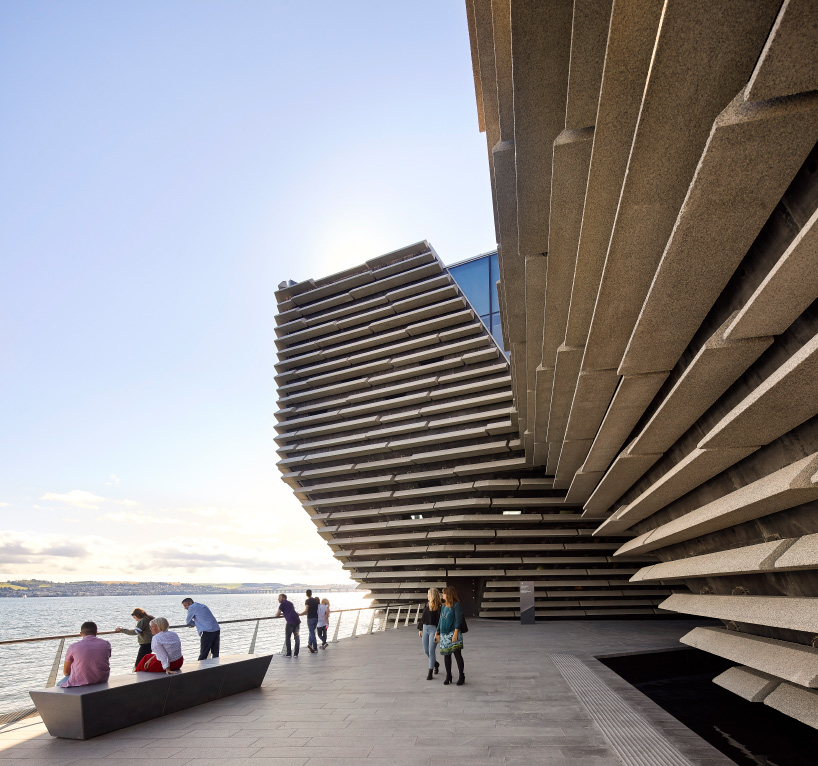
[275,593,301,657]
[417,588,441,680]
[317,598,331,649]
[182,598,221,660]
[115,607,154,669]
[301,589,320,653]
[436,585,465,686]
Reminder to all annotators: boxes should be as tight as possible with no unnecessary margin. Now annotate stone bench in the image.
[29,653,273,739]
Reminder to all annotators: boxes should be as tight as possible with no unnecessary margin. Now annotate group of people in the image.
[273,590,331,657]
[417,585,466,686]
[55,589,462,689]
[57,598,221,687]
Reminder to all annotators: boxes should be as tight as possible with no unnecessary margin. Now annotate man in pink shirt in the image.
[57,622,111,687]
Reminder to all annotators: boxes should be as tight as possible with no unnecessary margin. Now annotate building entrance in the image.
[446,577,484,618]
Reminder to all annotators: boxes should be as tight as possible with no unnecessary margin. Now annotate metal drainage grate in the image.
[550,653,695,766]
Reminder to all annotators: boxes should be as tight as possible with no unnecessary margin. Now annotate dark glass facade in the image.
[448,252,504,349]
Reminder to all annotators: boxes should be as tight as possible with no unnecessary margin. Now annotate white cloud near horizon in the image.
[0,529,348,583]
[41,490,138,510]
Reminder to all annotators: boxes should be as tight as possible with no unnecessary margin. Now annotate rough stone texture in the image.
[661,593,818,633]
[614,453,818,553]
[630,538,795,581]
[713,665,781,703]
[619,90,818,376]
[765,681,818,731]
[746,0,818,101]
[773,532,818,571]
[726,207,818,341]
[681,626,818,688]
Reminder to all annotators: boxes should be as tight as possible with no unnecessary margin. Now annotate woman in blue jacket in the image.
[435,585,465,686]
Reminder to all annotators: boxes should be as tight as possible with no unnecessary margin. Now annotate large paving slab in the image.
[1,619,733,766]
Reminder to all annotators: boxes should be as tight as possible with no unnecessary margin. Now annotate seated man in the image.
[58,621,111,687]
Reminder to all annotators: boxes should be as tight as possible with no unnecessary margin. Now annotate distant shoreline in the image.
[0,579,357,598]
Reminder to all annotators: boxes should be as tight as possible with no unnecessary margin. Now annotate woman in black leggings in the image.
[435,586,465,686]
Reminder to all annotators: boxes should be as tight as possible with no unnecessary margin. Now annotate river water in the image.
[0,591,375,715]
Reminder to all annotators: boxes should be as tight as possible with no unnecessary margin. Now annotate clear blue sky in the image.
[0,2,496,583]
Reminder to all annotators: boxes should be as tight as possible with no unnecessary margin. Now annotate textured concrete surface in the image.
[713,665,780,703]
[2,619,734,766]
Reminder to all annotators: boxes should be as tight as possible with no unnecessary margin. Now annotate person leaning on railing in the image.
[134,617,183,674]
[115,607,154,669]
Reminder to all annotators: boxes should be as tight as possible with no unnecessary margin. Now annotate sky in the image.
[0,2,497,584]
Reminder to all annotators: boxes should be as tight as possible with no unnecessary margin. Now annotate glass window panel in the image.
[491,311,506,352]
[449,258,491,316]
[489,253,500,314]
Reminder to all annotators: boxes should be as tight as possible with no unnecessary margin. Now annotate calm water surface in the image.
[0,591,374,714]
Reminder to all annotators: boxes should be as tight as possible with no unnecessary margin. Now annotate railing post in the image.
[46,638,65,688]
[248,620,260,654]
[331,612,342,643]
[366,608,377,635]
[382,607,389,631]
[350,609,361,638]
[404,606,411,627]
[393,607,402,629]
[413,603,421,623]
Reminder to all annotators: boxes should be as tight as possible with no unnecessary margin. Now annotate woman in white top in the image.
[316,598,330,649]
[134,617,184,674]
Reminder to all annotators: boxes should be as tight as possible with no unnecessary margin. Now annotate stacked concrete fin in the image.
[275,243,668,618]
[467,0,818,729]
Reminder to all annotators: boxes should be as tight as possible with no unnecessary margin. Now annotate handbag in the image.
[460,615,469,634]
[438,631,464,655]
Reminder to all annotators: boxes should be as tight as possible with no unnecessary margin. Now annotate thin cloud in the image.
[0,502,9,507]
[100,511,184,526]
[41,490,138,510]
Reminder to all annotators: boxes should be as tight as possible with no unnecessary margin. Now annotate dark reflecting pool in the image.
[599,648,818,766]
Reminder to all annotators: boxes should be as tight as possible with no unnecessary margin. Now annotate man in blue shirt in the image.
[274,593,300,657]
[182,598,221,660]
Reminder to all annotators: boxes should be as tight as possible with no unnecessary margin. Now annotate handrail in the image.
[0,605,389,646]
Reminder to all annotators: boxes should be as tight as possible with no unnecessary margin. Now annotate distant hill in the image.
[0,579,356,598]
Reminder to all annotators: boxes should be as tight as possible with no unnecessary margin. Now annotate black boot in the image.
[443,675,453,685]
[456,675,465,686]
[434,661,439,675]
[426,669,434,680]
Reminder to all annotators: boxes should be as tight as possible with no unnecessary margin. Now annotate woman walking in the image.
[317,598,330,649]
[417,588,441,680]
[436,586,465,686]
[115,607,154,669]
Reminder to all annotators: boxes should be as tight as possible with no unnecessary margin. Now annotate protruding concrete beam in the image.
[614,453,818,553]
[713,666,780,703]
[681,626,818,688]
[661,593,818,633]
[746,0,818,101]
[619,89,818,376]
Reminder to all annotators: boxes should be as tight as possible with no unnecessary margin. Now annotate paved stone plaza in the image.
[1,619,736,766]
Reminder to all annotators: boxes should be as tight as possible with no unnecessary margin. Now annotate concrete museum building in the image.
[276,1,818,731]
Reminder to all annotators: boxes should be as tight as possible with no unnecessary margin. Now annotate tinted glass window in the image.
[449,257,491,316]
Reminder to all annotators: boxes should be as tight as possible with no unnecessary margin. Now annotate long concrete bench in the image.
[29,653,272,740]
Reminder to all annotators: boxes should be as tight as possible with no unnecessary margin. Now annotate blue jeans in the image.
[421,624,438,670]
[307,618,318,650]
[285,622,300,656]
[317,625,327,645]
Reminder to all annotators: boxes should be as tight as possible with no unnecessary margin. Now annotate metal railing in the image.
[0,602,424,727]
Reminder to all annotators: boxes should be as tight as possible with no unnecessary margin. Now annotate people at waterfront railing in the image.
[134,617,183,674]
[182,598,221,660]
[301,589,320,653]
[275,593,300,657]
[417,588,441,680]
[436,586,465,686]
[57,621,111,687]
[115,607,155,669]
[317,598,330,649]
